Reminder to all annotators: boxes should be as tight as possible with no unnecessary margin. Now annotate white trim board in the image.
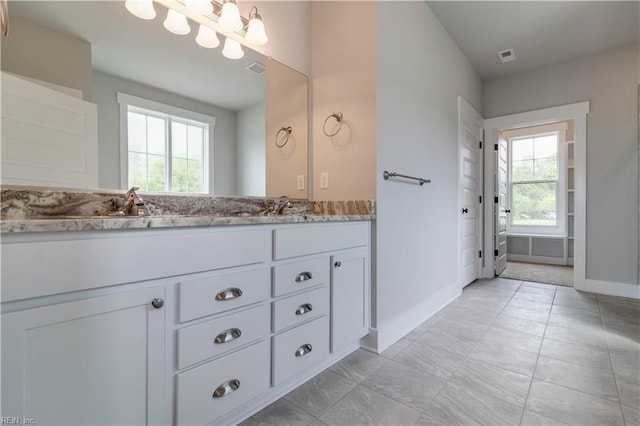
[585,279,640,299]
[483,101,589,292]
[361,282,460,353]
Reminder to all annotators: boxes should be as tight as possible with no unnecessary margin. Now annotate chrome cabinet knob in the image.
[151,298,164,309]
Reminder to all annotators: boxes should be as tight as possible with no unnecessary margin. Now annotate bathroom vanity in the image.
[0,188,373,425]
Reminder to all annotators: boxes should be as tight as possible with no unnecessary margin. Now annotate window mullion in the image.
[166,117,172,192]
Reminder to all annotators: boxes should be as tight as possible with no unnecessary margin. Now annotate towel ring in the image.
[323,112,343,137]
[275,126,292,148]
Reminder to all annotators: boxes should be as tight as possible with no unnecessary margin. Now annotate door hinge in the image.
[494,143,498,151]
[494,249,499,256]
[478,250,482,258]
[479,195,482,204]
[479,141,482,149]
[494,196,499,203]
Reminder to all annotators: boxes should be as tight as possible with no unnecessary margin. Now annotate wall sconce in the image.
[125,0,268,60]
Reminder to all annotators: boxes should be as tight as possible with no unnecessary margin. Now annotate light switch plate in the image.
[297,175,305,191]
[320,172,329,189]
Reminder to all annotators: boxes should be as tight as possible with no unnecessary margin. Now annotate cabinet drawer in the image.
[177,304,268,370]
[273,258,328,297]
[273,223,369,260]
[176,341,269,426]
[179,268,269,323]
[272,316,329,386]
[272,285,329,333]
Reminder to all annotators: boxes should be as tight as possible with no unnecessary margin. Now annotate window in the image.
[505,122,567,235]
[118,93,215,193]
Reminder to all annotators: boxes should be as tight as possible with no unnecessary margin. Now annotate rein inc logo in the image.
[1,418,35,425]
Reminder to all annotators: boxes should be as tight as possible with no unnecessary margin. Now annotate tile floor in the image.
[241,278,640,426]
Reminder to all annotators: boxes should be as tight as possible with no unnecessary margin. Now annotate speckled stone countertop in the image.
[1,186,375,233]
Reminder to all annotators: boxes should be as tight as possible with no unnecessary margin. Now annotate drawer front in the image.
[272,285,329,333]
[272,316,330,386]
[176,341,269,426]
[177,304,268,370]
[273,222,369,260]
[179,268,269,323]
[273,257,328,297]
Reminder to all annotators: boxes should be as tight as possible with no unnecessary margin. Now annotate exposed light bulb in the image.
[125,0,156,20]
[196,24,220,48]
[222,37,244,59]
[185,0,213,16]
[218,0,243,32]
[245,15,268,45]
[163,9,190,35]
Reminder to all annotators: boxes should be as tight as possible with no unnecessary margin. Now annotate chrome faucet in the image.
[121,187,144,216]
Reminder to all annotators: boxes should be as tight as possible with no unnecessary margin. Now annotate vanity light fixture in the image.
[164,8,191,34]
[245,6,267,45]
[125,0,268,60]
[125,0,156,19]
[218,0,243,32]
[195,24,220,48]
[185,0,213,16]
[222,37,244,59]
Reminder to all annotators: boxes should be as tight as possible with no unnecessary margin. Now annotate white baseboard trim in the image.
[361,283,461,354]
[507,254,568,266]
[584,279,639,299]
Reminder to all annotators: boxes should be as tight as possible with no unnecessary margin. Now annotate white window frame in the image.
[504,122,568,236]
[117,92,215,193]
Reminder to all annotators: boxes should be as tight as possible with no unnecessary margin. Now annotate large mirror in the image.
[1,0,308,199]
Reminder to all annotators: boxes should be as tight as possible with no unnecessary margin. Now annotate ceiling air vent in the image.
[246,62,265,74]
[498,48,516,64]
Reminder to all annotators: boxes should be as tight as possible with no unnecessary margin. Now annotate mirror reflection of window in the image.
[118,93,214,194]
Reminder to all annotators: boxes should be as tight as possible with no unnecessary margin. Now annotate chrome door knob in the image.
[151,298,164,309]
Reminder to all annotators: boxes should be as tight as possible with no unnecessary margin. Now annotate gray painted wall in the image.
[1,16,92,101]
[92,71,237,195]
[237,103,266,196]
[483,43,639,286]
[375,2,482,327]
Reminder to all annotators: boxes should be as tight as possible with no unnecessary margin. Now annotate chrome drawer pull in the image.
[294,343,312,357]
[215,287,243,301]
[214,328,242,344]
[212,379,240,398]
[295,303,313,315]
[295,272,313,282]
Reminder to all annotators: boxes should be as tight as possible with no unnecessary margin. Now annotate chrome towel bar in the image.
[383,170,431,185]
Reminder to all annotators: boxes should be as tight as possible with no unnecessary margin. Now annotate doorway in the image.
[483,102,589,290]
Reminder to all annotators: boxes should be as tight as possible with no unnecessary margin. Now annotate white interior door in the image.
[458,97,483,287]
[495,134,508,275]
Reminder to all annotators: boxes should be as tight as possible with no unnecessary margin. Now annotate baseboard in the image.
[507,254,568,266]
[361,283,461,354]
[584,279,640,299]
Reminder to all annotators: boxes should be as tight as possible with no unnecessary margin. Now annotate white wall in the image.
[310,2,377,201]
[237,102,266,196]
[1,16,92,101]
[483,43,639,286]
[373,2,482,343]
[92,71,237,194]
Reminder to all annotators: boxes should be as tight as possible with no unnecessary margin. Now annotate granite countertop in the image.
[0,186,375,233]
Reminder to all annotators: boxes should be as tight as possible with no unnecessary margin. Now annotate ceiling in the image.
[427,1,640,80]
[8,1,266,111]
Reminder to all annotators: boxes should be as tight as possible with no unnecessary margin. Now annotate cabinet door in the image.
[331,249,369,353]
[2,287,167,425]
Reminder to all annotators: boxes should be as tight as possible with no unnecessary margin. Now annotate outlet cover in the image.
[320,172,329,189]
[297,175,305,191]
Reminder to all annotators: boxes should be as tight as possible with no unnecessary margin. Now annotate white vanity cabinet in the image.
[1,286,167,426]
[0,220,371,425]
